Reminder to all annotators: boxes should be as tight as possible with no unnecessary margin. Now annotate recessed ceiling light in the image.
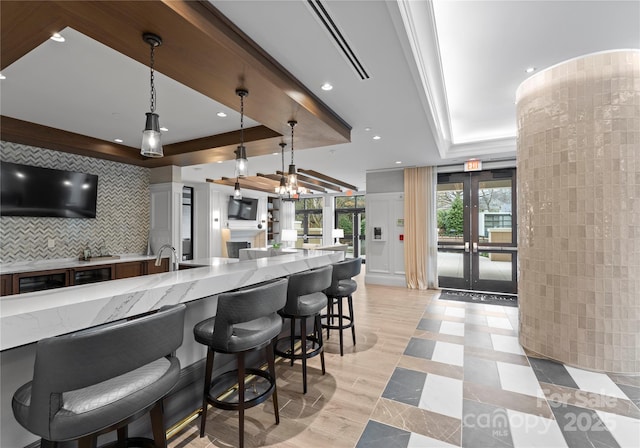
[395,161,402,164]
[217,160,223,164]
[525,67,536,73]
[217,112,227,118]
[321,82,333,91]
[50,33,65,43]
[160,126,168,132]
[114,138,123,143]
[373,135,381,140]
[272,152,279,155]
[364,127,371,132]
[0,73,5,80]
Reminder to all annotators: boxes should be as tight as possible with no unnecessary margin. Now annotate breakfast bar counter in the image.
[0,250,343,351]
[1,249,343,447]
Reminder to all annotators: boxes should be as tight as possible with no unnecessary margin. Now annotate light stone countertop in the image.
[0,251,343,351]
[0,254,162,275]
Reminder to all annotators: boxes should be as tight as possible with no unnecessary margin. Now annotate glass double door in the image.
[437,169,517,294]
[336,210,366,259]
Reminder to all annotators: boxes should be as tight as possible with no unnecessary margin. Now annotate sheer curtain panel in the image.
[403,166,438,289]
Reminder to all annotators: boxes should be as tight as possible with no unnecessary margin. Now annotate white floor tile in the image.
[497,362,545,399]
[431,341,464,366]
[444,307,465,318]
[439,320,465,337]
[408,432,459,447]
[507,409,568,448]
[565,365,628,400]
[418,373,463,419]
[490,334,525,355]
[596,410,640,448]
[487,316,513,330]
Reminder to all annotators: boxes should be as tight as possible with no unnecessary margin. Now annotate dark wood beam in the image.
[298,169,358,191]
[296,172,343,192]
[273,172,328,193]
[0,0,350,167]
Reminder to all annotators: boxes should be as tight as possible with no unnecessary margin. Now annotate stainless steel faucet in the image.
[155,244,179,271]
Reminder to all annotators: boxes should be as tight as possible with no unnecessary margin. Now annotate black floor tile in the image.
[381,367,427,408]
[616,383,640,408]
[417,318,442,333]
[464,330,494,350]
[550,402,621,448]
[404,337,437,360]
[462,399,514,448]
[463,355,501,389]
[529,357,579,389]
[356,420,411,448]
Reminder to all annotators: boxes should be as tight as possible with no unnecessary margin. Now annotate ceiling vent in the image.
[306,0,370,80]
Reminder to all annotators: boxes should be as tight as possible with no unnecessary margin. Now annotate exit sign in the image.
[464,159,482,172]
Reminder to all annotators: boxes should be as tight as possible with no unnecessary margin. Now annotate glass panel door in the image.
[335,210,366,260]
[437,169,517,294]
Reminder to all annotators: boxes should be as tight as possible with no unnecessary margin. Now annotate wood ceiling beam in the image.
[295,173,343,192]
[0,0,350,166]
[298,169,358,191]
[274,171,328,194]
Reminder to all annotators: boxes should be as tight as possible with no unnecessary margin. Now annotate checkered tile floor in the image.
[356,295,640,448]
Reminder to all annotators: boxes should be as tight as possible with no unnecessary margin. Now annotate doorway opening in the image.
[437,169,517,294]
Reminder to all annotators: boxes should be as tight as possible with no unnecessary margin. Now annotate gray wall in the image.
[0,141,151,262]
[366,169,404,193]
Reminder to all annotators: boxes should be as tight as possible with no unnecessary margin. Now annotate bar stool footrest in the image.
[274,335,323,361]
[206,368,276,411]
[320,313,354,331]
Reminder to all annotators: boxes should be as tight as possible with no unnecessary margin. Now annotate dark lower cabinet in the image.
[115,261,145,279]
[1,274,12,296]
[73,266,114,285]
[13,269,70,294]
[1,258,170,296]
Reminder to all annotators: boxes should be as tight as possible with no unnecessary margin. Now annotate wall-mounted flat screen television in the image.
[227,196,258,220]
[0,161,98,218]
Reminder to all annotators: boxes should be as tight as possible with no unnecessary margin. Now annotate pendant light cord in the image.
[149,43,156,113]
[290,122,295,164]
[240,93,245,148]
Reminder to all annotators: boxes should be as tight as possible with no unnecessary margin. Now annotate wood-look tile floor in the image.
[169,275,640,448]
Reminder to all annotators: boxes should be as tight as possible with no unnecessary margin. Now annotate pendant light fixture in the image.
[234,89,249,178]
[276,142,288,196]
[287,120,298,192]
[234,179,242,200]
[140,33,164,158]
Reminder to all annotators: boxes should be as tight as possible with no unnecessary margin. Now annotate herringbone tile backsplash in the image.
[0,141,150,262]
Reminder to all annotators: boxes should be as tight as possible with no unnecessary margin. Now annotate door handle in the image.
[473,242,478,253]
[465,242,470,252]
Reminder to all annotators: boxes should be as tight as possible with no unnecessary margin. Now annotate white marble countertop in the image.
[0,254,162,275]
[0,251,343,351]
[179,257,239,267]
[238,247,299,261]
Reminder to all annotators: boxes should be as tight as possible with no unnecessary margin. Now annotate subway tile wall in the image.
[516,50,640,373]
[0,141,150,262]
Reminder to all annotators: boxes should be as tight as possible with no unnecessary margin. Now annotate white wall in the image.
[365,170,406,286]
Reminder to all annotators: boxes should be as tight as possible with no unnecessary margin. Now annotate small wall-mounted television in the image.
[1,161,98,218]
[227,196,258,220]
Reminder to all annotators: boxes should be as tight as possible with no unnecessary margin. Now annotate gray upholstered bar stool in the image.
[193,278,288,448]
[322,257,362,356]
[12,304,186,448]
[274,265,332,394]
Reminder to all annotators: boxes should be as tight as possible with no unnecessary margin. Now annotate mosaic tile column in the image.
[516,50,640,374]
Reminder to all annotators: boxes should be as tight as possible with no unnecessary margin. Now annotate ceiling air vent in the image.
[306,0,370,80]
